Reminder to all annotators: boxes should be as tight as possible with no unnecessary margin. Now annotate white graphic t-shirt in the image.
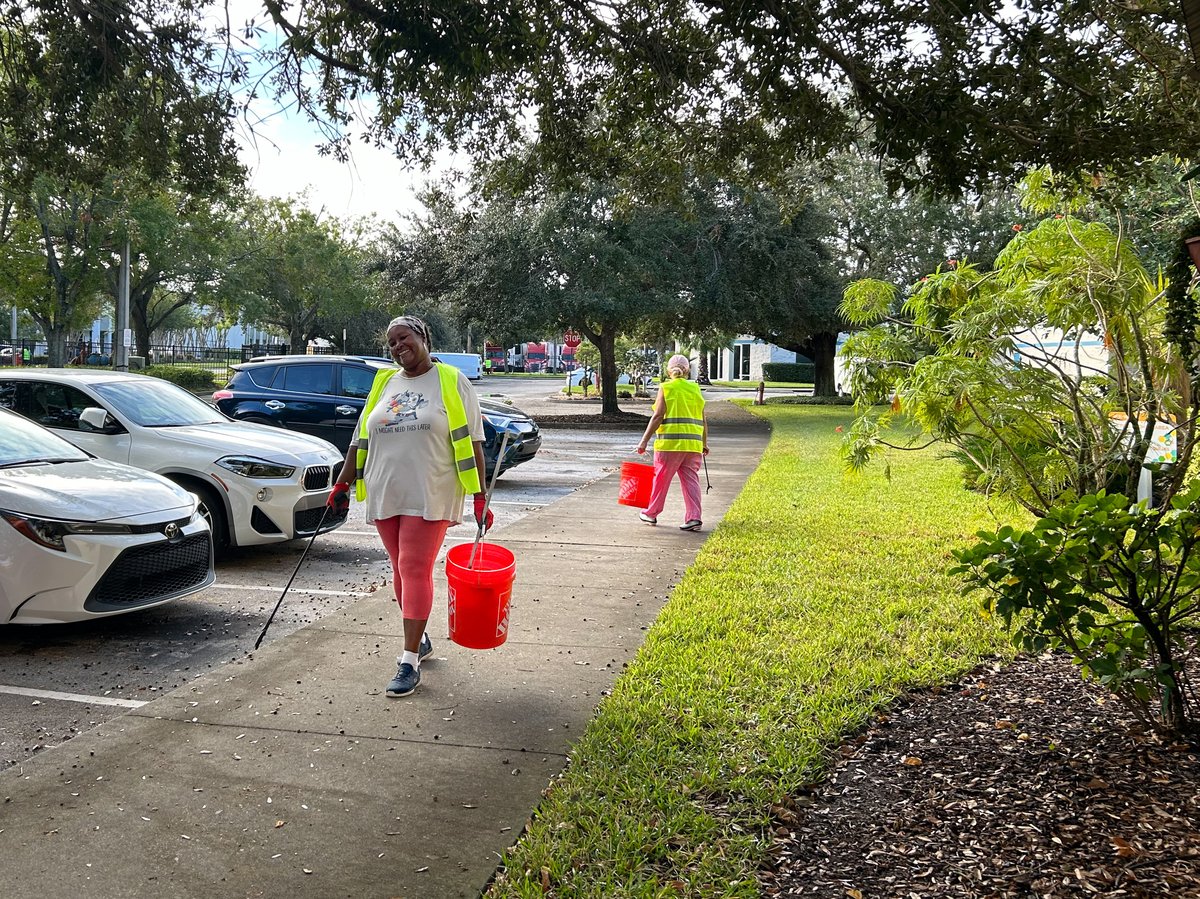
[354,366,484,524]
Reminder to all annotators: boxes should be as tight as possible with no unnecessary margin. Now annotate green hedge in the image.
[762,361,814,383]
[143,365,217,391]
[765,394,854,406]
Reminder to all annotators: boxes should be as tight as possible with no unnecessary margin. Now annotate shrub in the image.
[762,361,814,383]
[953,487,1200,739]
[765,395,854,406]
[842,211,1200,739]
[143,365,217,391]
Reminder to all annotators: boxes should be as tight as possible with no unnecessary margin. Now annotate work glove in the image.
[473,494,494,533]
[327,482,351,515]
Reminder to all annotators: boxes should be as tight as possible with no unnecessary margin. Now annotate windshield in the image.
[0,410,89,466]
[93,379,226,427]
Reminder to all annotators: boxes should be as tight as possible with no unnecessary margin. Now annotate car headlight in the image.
[215,456,297,479]
[1,511,132,552]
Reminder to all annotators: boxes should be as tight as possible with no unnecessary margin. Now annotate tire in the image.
[187,482,231,558]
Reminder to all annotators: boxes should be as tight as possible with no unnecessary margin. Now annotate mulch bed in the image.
[760,652,1200,898]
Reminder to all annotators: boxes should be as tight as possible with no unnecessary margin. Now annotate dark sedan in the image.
[212,355,540,478]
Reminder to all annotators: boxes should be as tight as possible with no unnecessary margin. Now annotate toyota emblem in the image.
[164,522,180,541]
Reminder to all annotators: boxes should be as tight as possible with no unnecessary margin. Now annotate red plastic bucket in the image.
[617,460,653,508]
[445,541,516,649]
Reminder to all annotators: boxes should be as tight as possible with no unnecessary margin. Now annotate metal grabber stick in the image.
[468,430,509,569]
[254,503,331,650]
[702,451,712,494]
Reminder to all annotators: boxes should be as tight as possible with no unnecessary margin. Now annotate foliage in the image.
[0,177,110,365]
[840,215,1186,517]
[0,0,242,198]
[762,362,815,384]
[142,365,216,390]
[796,151,1024,287]
[264,0,1197,197]
[226,196,378,352]
[488,403,1009,895]
[952,487,1200,738]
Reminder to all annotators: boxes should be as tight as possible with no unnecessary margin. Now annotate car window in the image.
[0,410,89,465]
[10,381,95,430]
[91,379,225,426]
[278,363,333,395]
[243,364,279,388]
[339,364,376,399]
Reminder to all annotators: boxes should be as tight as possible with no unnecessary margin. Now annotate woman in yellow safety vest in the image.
[328,315,492,698]
[635,354,708,531]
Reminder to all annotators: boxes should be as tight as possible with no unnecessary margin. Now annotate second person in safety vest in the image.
[635,353,708,531]
[329,314,492,698]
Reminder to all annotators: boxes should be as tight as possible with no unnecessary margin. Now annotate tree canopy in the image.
[259,0,1198,195]
[0,0,243,198]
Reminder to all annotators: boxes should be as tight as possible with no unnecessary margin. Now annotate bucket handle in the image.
[468,430,509,569]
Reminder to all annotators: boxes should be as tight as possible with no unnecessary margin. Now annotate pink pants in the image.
[374,516,451,620]
[644,451,703,522]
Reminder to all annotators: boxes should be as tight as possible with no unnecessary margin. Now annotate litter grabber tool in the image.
[703,452,712,494]
[468,430,509,569]
[254,502,331,650]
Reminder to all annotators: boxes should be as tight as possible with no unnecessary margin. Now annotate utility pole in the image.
[115,237,130,371]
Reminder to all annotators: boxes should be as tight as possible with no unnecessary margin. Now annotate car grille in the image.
[304,465,332,491]
[294,503,347,536]
[84,534,213,612]
[128,516,191,535]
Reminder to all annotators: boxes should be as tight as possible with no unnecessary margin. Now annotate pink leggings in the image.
[374,516,452,620]
[644,451,703,521]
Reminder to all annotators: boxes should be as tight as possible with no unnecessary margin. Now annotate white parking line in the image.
[0,684,147,708]
[206,584,371,598]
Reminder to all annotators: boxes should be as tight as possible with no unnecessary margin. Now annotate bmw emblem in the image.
[164,522,180,541]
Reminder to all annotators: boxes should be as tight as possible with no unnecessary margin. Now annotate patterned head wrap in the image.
[667,354,691,377]
[387,315,432,350]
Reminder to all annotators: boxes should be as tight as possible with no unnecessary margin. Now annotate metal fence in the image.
[0,338,343,385]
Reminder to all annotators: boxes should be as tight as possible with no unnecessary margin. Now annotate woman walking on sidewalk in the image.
[635,354,708,531]
[327,315,493,697]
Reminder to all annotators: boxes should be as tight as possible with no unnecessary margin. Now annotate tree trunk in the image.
[132,287,152,358]
[697,353,711,385]
[805,331,839,397]
[597,329,621,416]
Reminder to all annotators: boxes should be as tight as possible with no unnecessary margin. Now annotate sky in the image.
[215,1,445,228]
[235,109,435,227]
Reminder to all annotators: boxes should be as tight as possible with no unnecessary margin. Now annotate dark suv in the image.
[213,355,540,479]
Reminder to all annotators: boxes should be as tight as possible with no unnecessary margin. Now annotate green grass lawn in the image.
[488,403,1023,897]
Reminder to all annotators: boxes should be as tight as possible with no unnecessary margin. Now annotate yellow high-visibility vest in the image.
[354,363,481,501]
[654,378,705,452]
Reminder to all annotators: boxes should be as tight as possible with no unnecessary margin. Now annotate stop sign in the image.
[563,329,582,348]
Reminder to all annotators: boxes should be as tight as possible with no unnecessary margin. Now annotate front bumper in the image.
[226,459,349,546]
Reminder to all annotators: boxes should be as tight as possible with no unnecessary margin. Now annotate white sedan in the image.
[0,408,214,624]
[0,370,348,553]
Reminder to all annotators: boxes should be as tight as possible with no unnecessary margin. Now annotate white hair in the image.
[667,354,691,377]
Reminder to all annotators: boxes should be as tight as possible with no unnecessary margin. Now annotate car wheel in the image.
[188,483,231,557]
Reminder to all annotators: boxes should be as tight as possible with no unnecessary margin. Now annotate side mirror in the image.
[79,406,118,433]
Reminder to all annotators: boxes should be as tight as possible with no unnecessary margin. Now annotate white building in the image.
[704,337,800,381]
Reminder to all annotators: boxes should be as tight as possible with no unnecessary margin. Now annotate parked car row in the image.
[0,355,543,626]
[0,370,348,554]
[212,354,541,477]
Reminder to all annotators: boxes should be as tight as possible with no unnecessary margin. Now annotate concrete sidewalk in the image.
[0,403,770,899]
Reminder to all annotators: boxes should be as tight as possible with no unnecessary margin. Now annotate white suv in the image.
[0,370,347,553]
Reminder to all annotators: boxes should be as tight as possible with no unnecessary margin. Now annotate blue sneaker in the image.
[386,662,420,697]
[418,633,433,662]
